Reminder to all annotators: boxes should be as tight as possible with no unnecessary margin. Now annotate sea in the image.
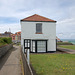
[61,39,75,45]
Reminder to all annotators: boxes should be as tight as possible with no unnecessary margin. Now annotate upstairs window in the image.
[36,23,42,34]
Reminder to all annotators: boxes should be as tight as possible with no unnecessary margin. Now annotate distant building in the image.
[56,37,62,42]
[11,31,21,43]
[12,34,15,40]
[0,31,12,37]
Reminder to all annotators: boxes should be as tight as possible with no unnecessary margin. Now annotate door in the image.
[24,39,31,53]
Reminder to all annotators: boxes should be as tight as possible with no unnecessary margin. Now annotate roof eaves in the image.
[20,20,57,22]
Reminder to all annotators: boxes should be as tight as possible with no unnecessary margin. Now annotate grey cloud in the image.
[0,0,75,39]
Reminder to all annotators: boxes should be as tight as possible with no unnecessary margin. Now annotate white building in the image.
[20,14,57,53]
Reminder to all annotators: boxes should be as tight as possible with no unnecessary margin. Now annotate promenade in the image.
[0,45,22,75]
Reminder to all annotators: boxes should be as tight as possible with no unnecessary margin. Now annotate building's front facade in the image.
[12,34,15,40]
[21,14,57,53]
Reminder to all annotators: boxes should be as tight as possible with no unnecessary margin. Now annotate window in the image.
[31,40,47,53]
[32,41,36,52]
[36,23,42,34]
[24,39,31,53]
[37,41,46,52]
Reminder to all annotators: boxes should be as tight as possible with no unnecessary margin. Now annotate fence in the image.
[21,49,34,75]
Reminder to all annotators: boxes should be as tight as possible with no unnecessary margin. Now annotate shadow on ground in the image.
[0,47,18,70]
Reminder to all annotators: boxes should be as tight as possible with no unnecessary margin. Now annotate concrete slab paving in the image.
[0,45,22,75]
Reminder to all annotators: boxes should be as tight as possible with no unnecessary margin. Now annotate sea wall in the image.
[0,44,13,58]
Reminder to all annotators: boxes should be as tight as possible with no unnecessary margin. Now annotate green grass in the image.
[59,45,75,50]
[30,54,75,75]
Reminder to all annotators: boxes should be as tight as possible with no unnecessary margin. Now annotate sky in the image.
[0,0,75,39]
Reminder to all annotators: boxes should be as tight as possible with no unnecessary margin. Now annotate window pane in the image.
[25,40,27,43]
[28,40,30,43]
[36,23,42,33]
[28,43,30,47]
[25,43,27,47]
[37,41,46,52]
[32,41,35,52]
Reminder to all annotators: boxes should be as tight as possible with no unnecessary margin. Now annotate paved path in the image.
[0,45,22,75]
[57,47,75,54]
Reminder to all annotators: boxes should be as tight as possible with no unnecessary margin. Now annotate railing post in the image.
[26,49,30,65]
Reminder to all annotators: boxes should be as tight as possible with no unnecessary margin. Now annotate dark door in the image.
[24,39,31,53]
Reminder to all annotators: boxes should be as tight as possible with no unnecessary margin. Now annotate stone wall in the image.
[0,44,13,58]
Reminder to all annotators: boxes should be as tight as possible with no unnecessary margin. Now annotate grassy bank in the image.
[59,45,75,50]
[30,54,75,75]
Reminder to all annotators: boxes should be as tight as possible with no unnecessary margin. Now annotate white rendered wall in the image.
[21,21,56,52]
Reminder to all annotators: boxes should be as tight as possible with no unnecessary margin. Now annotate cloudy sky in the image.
[0,0,75,39]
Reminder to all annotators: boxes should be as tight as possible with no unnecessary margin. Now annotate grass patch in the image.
[59,45,75,50]
[30,54,75,75]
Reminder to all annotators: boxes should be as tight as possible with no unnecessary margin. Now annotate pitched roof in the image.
[21,14,56,22]
[56,37,61,41]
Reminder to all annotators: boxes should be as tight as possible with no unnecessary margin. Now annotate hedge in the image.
[0,37,12,44]
[57,42,73,45]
